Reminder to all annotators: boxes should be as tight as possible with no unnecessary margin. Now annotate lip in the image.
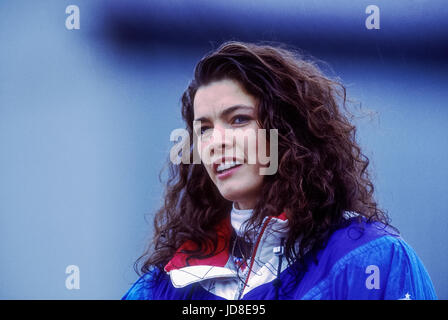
[215,163,243,180]
[213,157,244,179]
[212,157,243,172]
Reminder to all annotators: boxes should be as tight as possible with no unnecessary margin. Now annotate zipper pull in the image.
[273,238,285,256]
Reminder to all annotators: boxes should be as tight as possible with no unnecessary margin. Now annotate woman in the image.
[123,41,437,300]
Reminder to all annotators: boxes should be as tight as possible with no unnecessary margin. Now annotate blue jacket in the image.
[122,216,437,300]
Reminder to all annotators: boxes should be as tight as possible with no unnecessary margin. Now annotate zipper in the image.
[236,217,273,300]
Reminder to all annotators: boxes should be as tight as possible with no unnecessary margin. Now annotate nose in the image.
[209,125,233,157]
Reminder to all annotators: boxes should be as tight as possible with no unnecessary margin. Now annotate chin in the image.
[219,190,241,203]
[217,185,244,202]
[217,183,256,204]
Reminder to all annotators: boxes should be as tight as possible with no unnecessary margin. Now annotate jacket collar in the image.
[164,212,288,289]
[164,216,233,273]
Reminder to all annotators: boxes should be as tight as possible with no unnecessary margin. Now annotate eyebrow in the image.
[193,104,255,123]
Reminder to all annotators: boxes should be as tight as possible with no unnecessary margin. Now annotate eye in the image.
[200,126,212,135]
[232,115,251,125]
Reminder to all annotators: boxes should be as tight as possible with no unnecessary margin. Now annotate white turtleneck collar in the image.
[230,202,253,237]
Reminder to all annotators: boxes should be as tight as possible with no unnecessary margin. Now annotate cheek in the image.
[255,130,270,158]
[205,164,215,180]
[239,165,265,194]
[197,139,213,165]
[236,130,269,166]
[233,130,257,163]
[195,141,214,180]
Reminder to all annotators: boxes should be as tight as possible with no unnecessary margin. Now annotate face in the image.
[193,78,268,210]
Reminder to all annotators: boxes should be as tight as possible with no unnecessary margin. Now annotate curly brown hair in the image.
[135,41,392,275]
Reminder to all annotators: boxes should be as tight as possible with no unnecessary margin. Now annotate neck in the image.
[234,200,255,210]
[231,203,254,237]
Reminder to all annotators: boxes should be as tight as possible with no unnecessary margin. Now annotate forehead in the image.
[193,79,257,117]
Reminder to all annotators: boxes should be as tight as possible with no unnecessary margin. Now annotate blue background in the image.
[0,0,447,299]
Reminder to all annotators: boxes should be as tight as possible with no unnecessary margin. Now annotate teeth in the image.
[216,160,242,173]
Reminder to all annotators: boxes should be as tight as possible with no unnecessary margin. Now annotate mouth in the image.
[213,159,243,179]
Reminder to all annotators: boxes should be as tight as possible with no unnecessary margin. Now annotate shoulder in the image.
[323,218,400,262]
[121,268,162,300]
[302,219,437,300]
